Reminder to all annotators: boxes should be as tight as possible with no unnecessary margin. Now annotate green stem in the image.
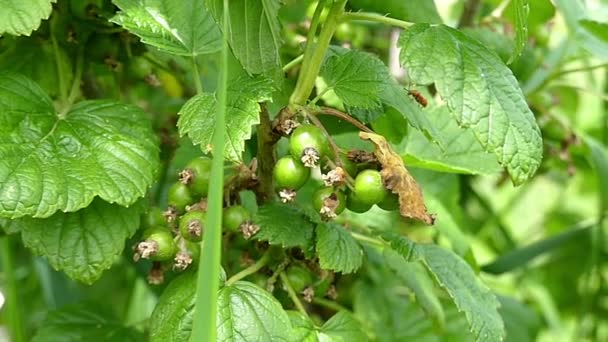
[282,54,304,72]
[295,0,327,82]
[279,272,309,317]
[546,63,608,82]
[50,16,68,103]
[225,252,271,286]
[290,0,347,105]
[340,12,414,30]
[191,2,229,341]
[1,236,24,342]
[192,56,203,94]
[312,297,347,312]
[350,232,385,247]
[58,49,84,118]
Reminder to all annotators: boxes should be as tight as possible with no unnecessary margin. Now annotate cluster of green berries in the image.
[133,157,256,284]
[273,124,400,220]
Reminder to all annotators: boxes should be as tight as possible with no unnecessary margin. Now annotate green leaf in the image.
[384,233,505,342]
[579,20,608,46]
[316,223,363,274]
[17,199,142,284]
[508,0,529,64]
[253,202,315,252]
[0,73,159,219]
[320,50,385,109]
[321,311,367,341]
[150,271,197,342]
[347,0,442,24]
[553,0,608,58]
[0,0,55,36]
[288,311,318,342]
[177,75,273,161]
[498,296,541,342]
[205,0,283,74]
[402,106,502,175]
[32,303,144,342]
[399,24,543,185]
[586,137,608,213]
[111,0,222,56]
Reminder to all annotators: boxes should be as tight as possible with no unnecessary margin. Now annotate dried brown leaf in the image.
[359,132,435,225]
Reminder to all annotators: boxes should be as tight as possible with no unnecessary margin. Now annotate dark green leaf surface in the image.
[321,310,367,341]
[287,311,318,342]
[347,0,442,24]
[177,76,273,161]
[316,223,363,274]
[320,50,385,109]
[0,0,55,36]
[32,303,144,342]
[399,24,543,185]
[18,199,142,284]
[253,202,315,251]
[206,0,283,74]
[509,0,529,64]
[498,296,541,342]
[0,73,159,219]
[150,272,197,342]
[111,0,222,56]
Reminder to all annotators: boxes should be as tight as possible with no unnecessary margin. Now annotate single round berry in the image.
[289,124,328,167]
[273,156,310,190]
[223,205,251,232]
[168,182,194,212]
[129,56,154,79]
[377,192,400,211]
[181,157,212,196]
[312,187,346,218]
[346,191,373,213]
[353,169,388,205]
[142,206,166,228]
[179,210,206,242]
[139,227,177,261]
[285,265,313,293]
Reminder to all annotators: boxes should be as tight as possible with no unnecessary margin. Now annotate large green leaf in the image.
[399,24,543,185]
[0,0,55,36]
[508,0,529,64]
[150,274,293,341]
[347,0,442,24]
[253,202,315,252]
[384,233,505,342]
[0,73,159,219]
[111,0,222,56]
[206,0,283,74]
[17,199,142,284]
[553,0,608,58]
[498,296,541,342]
[287,311,367,342]
[177,76,273,161]
[402,106,502,175]
[316,223,363,274]
[320,50,386,109]
[32,303,144,342]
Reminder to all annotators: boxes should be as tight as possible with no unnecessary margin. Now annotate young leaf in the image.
[320,50,385,109]
[347,0,442,24]
[111,0,222,56]
[509,0,529,64]
[316,223,363,274]
[205,0,283,75]
[0,0,55,36]
[253,202,315,252]
[320,311,368,341]
[17,199,142,284]
[402,106,502,175]
[360,132,434,224]
[0,73,159,219]
[399,24,543,185]
[177,75,273,161]
[32,303,144,342]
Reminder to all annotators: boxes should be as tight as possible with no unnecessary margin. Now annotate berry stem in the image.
[305,111,343,168]
[279,272,310,317]
[315,107,374,133]
[225,251,271,286]
[312,297,348,312]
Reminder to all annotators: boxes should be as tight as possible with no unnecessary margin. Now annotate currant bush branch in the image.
[225,251,271,286]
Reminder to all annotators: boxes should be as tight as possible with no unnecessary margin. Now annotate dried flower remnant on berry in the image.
[147,264,164,285]
[279,189,297,203]
[179,168,194,184]
[322,167,346,186]
[134,240,159,260]
[302,287,314,303]
[173,251,194,271]
[240,222,260,239]
[301,147,320,168]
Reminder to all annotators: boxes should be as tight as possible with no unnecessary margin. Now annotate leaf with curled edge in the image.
[360,132,434,225]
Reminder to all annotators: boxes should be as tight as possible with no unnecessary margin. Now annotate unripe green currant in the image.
[377,192,400,211]
[179,210,206,242]
[142,206,166,228]
[168,182,194,212]
[129,56,154,79]
[346,191,373,213]
[285,265,314,293]
[273,156,310,190]
[180,157,212,196]
[312,187,346,219]
[353,169,388,205]
[289,124,328,168]
[136,227,177,261]
[223,205,251,232]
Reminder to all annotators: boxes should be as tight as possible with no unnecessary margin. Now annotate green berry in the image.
[168,182,194,212]
[140,227,177,261]
[285,265,313,293]
[289,124,328,167]
[353,169,388,205]
[377,192,400,211]
[179,210,206,242]
[142,206,166,228]
[273,156,310,190]
[346,191,373,213]
[223,206,251,232]
[181,157,212,196]
[312,187,346,217]
[129,56,154,79]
